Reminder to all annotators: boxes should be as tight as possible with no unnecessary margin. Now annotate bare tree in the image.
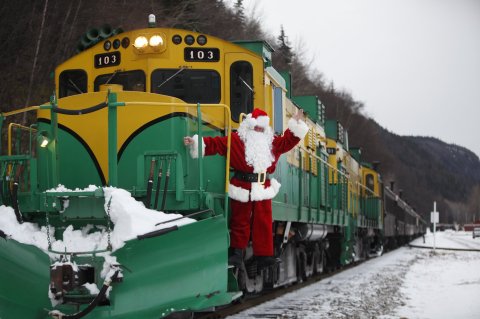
[24,0,49,123]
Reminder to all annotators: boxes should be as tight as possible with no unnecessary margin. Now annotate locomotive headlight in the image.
[37,132,50,148]
[149,35,164,47]
[133,36,148,49]
[40,137,49,148]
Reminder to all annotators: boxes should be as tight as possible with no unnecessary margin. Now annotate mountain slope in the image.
[0,0,478,223]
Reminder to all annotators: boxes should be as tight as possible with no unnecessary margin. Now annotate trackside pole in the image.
[430,201,439,252]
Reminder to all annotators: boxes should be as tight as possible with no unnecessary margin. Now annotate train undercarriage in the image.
[233,221,385,296]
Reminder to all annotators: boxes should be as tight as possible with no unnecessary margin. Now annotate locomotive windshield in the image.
[94,70,146,92]
[151,69,220,103]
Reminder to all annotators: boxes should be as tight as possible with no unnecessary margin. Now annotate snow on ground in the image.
[228,230,480,319]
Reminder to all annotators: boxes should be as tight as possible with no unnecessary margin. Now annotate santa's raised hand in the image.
[184,136,194,146]
[292,108,305,122]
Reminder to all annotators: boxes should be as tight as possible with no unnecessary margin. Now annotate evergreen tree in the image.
[277,25,293,67]
[234,0,245,25]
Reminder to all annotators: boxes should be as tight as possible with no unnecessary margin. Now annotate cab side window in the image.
[230,61,253,122]
[273,86,283,134]
[366,173,375,193]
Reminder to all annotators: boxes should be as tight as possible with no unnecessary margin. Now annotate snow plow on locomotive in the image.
[0,16,425,318]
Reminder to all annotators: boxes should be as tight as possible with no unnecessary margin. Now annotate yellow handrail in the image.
[1,105,40,118]
[7,123,37,156]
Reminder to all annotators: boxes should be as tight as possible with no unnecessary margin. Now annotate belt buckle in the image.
[257,172,266,185]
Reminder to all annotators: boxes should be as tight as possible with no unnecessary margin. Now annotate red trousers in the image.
[229,198,273,256]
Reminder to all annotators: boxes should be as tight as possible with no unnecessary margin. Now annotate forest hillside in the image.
[1,0,479,223]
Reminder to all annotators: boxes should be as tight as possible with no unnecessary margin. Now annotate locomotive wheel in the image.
[296,247,308,282]
[312,243,325,275]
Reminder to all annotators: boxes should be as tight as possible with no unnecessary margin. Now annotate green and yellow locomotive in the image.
[0,16,389,318]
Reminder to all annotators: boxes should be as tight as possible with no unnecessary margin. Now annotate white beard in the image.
[238,122,275,173]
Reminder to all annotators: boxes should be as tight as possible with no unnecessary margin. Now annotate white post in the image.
[430,201,439,252]
[433,202,436,251]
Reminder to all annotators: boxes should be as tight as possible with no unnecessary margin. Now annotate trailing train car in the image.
[383,184,426,249]
[0,16,424,319]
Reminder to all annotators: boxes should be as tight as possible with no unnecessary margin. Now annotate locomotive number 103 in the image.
[94,52,121,68]
[184,48,220,62]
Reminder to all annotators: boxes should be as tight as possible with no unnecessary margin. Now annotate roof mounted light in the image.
[148,14,156,28]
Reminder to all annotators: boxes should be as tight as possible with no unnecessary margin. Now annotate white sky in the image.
[227,0,480,157]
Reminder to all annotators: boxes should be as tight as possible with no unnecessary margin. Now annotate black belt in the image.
[233,171,269,183]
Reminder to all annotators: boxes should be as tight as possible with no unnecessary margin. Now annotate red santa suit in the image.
[189,109,309,256]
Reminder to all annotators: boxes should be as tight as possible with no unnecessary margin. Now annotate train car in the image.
[323,121,383,262]
[383,184,426,249]
[0,16,421,319]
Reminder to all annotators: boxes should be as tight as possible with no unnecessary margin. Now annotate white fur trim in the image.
[228,183,250,203]
[288,118,309,139]
[189,134,205,158]
[242,114,256,130]
[250,178,281,201]
[255,115,270,128]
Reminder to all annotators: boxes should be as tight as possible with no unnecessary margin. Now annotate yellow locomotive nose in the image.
[99,84,124,92]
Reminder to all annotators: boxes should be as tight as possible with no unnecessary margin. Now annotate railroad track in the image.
[409,243,480,252]
[194,261,361,319]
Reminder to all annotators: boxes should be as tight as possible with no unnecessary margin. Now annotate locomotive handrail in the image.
[355,181,379,197]
[116,100,232,195]
[1,105,42,155]
[0,105,41,117]
[297,144,348,179]
[298,144,381,196]
[298,144,382,221]
[1,97,233,214]
[7,123,37,156]
[51,101,108,115]
[384,186,423,221]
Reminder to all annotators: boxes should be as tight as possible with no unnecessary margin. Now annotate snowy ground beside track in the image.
[227,230,480,319]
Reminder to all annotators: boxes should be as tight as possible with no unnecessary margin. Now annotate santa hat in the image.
[243,108,270,129]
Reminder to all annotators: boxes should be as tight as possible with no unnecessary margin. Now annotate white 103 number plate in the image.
[94,52,121,68]
[184,48,220,62]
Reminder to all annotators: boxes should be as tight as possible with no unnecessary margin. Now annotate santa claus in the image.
[184,108,308,268]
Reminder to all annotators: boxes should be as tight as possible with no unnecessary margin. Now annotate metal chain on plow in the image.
[45,196,52,249]
[45,211,52,249]
[106,196,113,251]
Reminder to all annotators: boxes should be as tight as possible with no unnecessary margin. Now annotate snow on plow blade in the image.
[0,215,231,319]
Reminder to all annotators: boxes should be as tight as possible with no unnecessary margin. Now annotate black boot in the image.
[255,255,281,270]
[228,248,243,268]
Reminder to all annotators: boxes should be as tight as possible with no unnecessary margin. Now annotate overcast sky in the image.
[227,0,480,157]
